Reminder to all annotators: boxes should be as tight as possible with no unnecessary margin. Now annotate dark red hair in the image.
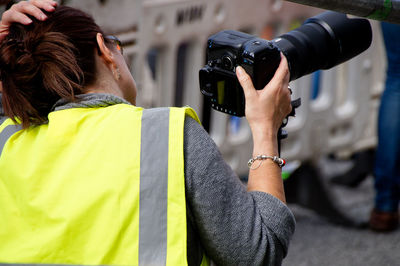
[0,5,110,128]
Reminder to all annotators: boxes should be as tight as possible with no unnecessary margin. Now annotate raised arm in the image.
[236,54,292,203]
[184,55,294,265]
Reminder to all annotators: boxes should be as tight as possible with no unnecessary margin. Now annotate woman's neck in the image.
[84,77,124,100]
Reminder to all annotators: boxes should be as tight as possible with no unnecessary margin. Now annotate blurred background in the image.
[1,0,399,265]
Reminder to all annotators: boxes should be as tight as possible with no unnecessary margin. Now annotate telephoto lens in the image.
[199,11,372,117]
[274,11,372,80]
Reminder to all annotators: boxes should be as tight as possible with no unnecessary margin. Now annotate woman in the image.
[0,1,295,265]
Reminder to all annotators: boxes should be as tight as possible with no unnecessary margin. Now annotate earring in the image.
[113,67,121,80]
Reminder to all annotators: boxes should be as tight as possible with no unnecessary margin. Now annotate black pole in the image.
[285,0,400,24]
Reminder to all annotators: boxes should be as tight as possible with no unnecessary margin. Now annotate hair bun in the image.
[0,37,34,75]
[5,38,34,58]
[0,5,103,128]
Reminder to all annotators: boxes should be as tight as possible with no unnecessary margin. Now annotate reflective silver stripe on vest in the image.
[139,108,169,266]
[0,123,22,156]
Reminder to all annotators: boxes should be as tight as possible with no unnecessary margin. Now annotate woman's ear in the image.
[96,33,114,65]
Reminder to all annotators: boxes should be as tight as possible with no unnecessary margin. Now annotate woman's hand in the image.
[238,55,292,202]
[236,54,292,140]
[0,0,57,42]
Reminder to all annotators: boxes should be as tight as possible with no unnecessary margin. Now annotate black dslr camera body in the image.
[200,11,372,117]
[200,31,281,116]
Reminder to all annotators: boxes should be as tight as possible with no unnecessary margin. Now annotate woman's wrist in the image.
[251,124,278,144]
[249,119,279,135]
[252,136,279,156]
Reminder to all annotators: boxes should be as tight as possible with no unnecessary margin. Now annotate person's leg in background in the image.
[370,22,400,232]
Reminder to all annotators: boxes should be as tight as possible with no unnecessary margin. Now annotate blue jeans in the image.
[374,22,400,212]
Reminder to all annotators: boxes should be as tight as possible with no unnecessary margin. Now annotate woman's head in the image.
[0,5,136,128]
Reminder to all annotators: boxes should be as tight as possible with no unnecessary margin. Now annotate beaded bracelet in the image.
[247,155,286,170]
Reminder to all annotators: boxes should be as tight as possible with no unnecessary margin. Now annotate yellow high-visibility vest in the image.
[0,104,209,266]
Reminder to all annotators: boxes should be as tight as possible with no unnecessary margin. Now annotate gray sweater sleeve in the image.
[184,116,295,266]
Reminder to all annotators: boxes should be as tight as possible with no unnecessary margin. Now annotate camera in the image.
[199,11,372,117]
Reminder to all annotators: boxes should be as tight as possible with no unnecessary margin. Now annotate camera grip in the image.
[277,97,301,154]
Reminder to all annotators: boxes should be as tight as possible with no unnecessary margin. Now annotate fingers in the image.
[264,55,292,118]
[236,66,255,99]
[266,54,290,90]
[18,4,47,21]
[279,56,292,116]
[285,93,293,116]
[0,0,57,42]
[2,0,57,26]
[2,11,33,25]
[29,0,58,12]
[276,54,290,83]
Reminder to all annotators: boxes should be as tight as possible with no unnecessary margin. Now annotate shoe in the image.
[369,208,399,232]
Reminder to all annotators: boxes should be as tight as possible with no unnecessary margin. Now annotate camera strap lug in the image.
[289,98,301,117]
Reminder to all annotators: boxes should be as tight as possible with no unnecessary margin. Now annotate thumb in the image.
[236,66,255,98]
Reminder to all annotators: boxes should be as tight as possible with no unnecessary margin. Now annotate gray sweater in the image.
[0,93,295,266]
